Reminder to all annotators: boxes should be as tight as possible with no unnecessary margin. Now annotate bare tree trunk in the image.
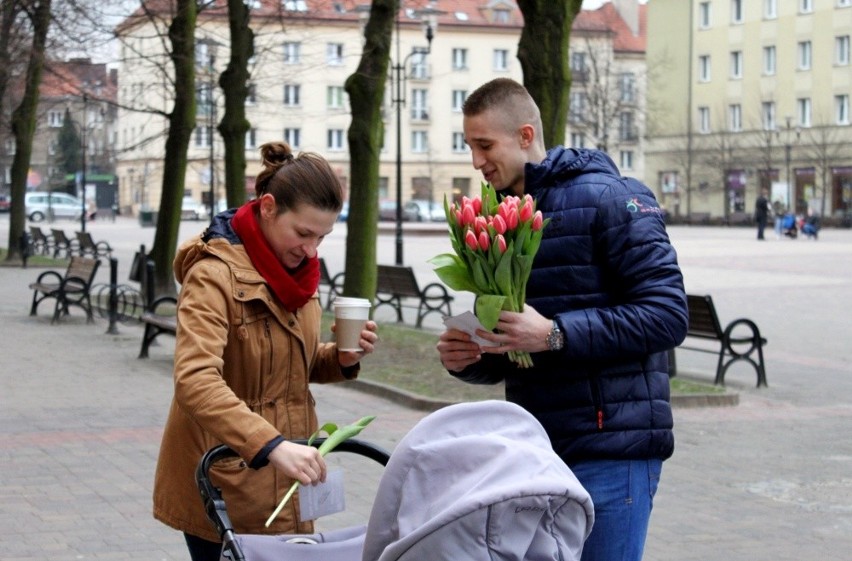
[220,0,253,208]
[149,0,197,293]
[517,0,583,148]
[5,0,52,265]
[342,0,395,299]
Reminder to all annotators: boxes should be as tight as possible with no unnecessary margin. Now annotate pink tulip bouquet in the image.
[430,182,549,368]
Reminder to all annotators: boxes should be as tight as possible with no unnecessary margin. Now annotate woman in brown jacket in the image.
[153,142,378,561]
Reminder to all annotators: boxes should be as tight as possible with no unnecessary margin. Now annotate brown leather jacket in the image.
[153,229,355,542]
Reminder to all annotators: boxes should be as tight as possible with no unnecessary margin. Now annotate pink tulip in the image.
[474,215,488,235]
[491,213,507,235]
[532,210,544,231]
[519,201,533,223]
[478,231,490,251]
[454,208,463,226]
[524,194,534,207]
[506,207,519,230]
[464,229,478,252]
[462,203,476,226]
[472,197,482,215]
[496,234,507,254]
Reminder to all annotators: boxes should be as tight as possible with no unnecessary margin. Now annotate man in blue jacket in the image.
[437,78,688,561]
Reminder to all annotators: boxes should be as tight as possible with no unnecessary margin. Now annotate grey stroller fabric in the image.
[361,400,594,561]
[221,526,367,561]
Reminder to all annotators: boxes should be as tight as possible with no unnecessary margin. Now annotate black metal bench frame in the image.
[138,259,178,358]
[374,264,453,328]
[29,256,100,323]
[671,294,768,387]
[318,257,345,311]
[76,230,113,258]
[50,228,80,259]
[28,226,54,255]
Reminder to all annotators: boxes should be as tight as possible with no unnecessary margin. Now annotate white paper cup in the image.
[333,297,372,352]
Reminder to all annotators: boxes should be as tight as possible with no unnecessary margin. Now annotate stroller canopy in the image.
[361,400,594,561]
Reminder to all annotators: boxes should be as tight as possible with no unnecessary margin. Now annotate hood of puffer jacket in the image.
[174,208,241,284]
[523,147,621,197]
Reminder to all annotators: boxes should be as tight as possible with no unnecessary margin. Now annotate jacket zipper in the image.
[589,375,604,430]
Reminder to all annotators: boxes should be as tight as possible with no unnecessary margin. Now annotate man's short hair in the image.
[462,78,542,138]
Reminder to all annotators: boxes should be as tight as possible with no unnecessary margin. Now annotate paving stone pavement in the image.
[1,215,850,560]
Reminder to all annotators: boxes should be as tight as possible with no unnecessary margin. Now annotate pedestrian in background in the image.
[436,78,688,561]
[153,141,379,561]
[754,188,772,240]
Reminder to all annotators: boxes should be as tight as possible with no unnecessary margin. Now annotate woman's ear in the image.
[258,193,277,220]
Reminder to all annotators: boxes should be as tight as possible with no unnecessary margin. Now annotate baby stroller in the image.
[197,400,594,561]
[781,213,798,238]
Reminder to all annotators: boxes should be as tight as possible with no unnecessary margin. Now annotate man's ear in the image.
[518,123,536,149]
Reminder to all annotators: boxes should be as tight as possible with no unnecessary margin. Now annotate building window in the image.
[327,129,345,151]
[699,2,711,28]
[619,73,636,102]
[246,83,257,105]
[283,84,300,106]
[411,130,428,153]
[411,89,429,120]
[762,101,776,130]
[836,35,851,65]
[452,48,468,70]
[569,92,585,124]
[284,127,301,149]
[731,0,743,23]
[730,51,743,79]
[797,98,812,127]
[839,0,852,7]
[451,132,468,153]
[283,0,307,12]
[618,112,636,141]
[570,132,586,148]
[800,0,813,13]
[195,125,212,148]
[698,106,711,133]
[620,151,634,171]
[452,90,467,112]
[836,94,850,124]
[493,8,510,23]
[763,46,776,75]
[729,104,742,132]
[698,55,711,82]
[797,41,812,70]
[245,128,257,150]
[410,52,428,79]
[283,42,300,64]
[327,86,345,109]
[326,43,344,65]
[493,49,509,71]
[764,0,777,19]
[5,138,15,155]
[48,110,64,127]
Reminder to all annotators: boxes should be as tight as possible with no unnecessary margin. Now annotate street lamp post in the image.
[80,93,88,233]
[391,6,438,266]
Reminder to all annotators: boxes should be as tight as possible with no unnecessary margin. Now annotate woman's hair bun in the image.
[260,142,294,172]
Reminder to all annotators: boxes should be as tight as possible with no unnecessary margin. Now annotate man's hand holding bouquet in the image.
[430,182,549,368]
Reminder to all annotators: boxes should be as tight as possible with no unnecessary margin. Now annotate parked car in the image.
[0,194,10,212]
[337,201,349,222]
[181,196,209,221]
[24,191,83,222]
[379,199,400,221]
[403,199,445,222]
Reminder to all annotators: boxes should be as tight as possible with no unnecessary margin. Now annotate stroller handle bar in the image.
[195,438,391,561]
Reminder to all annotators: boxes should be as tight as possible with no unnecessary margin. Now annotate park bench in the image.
[50,228,79,259]
[318,257,345,310]
[76,230,113,258]
[138,259,178,359]
[374,264,453,328]
[28,226,54,256]
[670,294,768,387]
[29,256,100,324]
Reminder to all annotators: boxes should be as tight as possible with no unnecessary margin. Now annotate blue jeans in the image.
[570,459,663,561]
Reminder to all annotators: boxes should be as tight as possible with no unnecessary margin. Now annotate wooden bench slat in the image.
[29,256,100,323]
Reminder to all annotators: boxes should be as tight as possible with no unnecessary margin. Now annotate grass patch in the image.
[323,314,722,404]
[0,247,67,268]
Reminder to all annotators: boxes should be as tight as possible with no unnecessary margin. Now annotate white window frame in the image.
[451,90,467,112]
[195,125,212,148]
[327,86,345,110]
[699,55,711,82]
[836,35,851,66]
[731,0,743,23]
[619,150,634,171]
[699,2,711,28]
[245,128,257,150]
[764,0,777,19]
[451,132,468,153]
[729,104,742,132]
[283,0,307,12]
[798,41,812,70]
[797,98,812,127]
[730,51,743,79]
[570,132,586,149]
[763,46,777,75]
[326,43,344,66]
[799,0,813,13]
[452,48,468,70]
[411,130,428,153]
[493,49,509,71]
[283,84,300,107]
[619,73,636,102]
[284,127,301,149]
[569,91,585,124]
[410,52,428,79]
[698,106,711,133]
[836,94,850,125]
[839,0,852,7]
[411,89,429,120]
[762,101,777,130]
[327,129,345,151]
[283,42,300,64]
[48,110,64,128]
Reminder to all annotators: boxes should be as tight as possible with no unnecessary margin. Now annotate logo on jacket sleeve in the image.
[626,197,663,215]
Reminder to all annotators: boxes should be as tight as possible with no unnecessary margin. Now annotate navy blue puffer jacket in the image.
[452,147,688,463]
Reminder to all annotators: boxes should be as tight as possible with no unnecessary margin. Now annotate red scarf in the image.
[231,199,320,312]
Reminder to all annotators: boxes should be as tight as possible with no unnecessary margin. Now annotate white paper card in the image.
[442,311,492,346]
[298,470,345,521]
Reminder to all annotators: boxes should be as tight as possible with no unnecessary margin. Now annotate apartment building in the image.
[646,0,852,222]
[114,0,647,216]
